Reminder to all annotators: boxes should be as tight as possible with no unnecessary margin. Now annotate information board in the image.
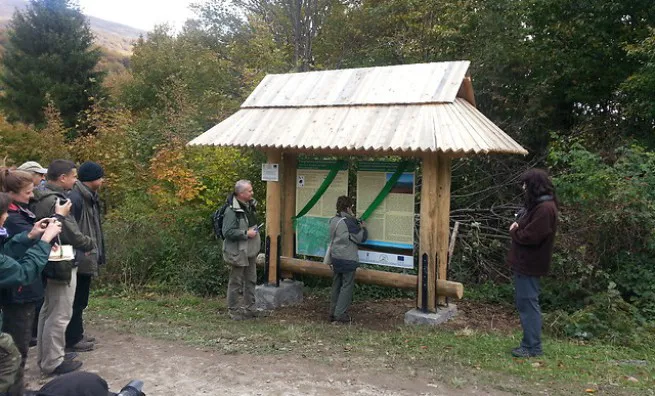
[356,163,415,250]
[295,162,348,257]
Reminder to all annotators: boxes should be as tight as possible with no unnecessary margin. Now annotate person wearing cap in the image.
[16,162,48,350]
[31,160,95,376]
[16,162,47,189]
[65,162,105,353]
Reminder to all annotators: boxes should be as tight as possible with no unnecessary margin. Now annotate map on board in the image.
[295,162,348,257]
[356,164,415,250]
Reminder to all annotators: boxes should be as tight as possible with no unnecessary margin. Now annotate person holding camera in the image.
[507,169,558,358]
[0,192,63,396]
[327,196,367,324]
[222,180,262,321]
[0,169,72,395]
[31,160,95,375]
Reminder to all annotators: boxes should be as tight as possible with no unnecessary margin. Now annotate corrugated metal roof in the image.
[190,61,527,156]
[189,98,528,155]
[242,61,471,108]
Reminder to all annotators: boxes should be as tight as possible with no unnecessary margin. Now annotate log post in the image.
[418,154,438,312]
[281,153,297,279]
[436,155,452,305]
[255,257,464,299]
[265,150,282,285]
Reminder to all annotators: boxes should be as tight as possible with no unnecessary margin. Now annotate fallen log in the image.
[256,255,463,299]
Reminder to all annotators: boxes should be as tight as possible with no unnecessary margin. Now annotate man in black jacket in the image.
[65,162,105,352]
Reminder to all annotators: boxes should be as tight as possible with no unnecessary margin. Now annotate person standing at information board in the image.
[327,196,367,324]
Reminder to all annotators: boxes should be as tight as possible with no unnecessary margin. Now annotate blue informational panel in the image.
[295,161,416,269]
[356,164,415,251]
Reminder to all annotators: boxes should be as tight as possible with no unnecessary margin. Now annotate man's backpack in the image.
[212,202,230,240]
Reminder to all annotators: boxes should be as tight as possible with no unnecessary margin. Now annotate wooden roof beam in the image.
[457,76,476,107]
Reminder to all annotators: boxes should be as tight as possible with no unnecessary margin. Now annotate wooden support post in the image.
[265,150,282,285]
[418,154,438,312]
[436,155,452,305]
[281,153,297,279]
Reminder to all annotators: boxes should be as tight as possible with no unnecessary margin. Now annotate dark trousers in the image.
[514,273,542,354]
[1,302,36,396]
[330,270,356,320]
[65,274,92,347]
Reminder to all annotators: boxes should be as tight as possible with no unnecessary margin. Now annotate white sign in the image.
[261,163,279,182]
[358,250,414,269]
[297,175,305,188]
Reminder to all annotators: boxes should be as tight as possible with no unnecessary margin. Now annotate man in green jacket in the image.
[31,160,95,375]
[0,192,62,395]
[222,180,261,320]
[65,162,105,353]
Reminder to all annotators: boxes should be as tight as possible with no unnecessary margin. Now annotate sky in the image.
[77,0,207,32]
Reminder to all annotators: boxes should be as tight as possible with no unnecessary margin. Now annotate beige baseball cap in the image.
[17,161,48,174]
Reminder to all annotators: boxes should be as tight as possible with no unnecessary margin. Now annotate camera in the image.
[116,380,145,396]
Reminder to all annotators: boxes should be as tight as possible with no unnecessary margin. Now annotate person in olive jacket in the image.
[328,196,367,324]
[0,192,62,395]
[222,180,261,320]
[31,160,94,375]
[507,169,558,358]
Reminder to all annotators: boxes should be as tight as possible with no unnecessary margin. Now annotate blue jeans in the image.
[514,273,542,354]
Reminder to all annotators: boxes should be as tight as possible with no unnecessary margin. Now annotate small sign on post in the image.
[262,163,279,182]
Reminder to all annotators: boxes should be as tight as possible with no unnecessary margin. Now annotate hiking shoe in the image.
[82,334,96,343]
[246,309,271,318]
[29,337,37,347]
[229,310,252,321]
[64,352,78,361]
[511,347,543,358]
[65,340,94,352]
[331,315,352,324]
[52,360,82,375]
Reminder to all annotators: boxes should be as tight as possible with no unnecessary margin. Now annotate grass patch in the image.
[87,292,655,395]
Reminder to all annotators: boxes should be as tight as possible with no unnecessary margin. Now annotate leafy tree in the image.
[620,28,655,133]
[0,0,104,131]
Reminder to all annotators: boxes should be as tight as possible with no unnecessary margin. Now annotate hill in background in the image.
[0,0,144,55]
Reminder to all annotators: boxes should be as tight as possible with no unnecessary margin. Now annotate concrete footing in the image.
[255,280,304,310]
[404,305,458,325]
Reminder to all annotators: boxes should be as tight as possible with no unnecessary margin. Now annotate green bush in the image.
[549,140,655,320]
[544,283,654,346]
[614,252,655,321]
[101,194,229,296]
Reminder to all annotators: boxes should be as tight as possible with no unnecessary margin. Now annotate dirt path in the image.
[25,328,509,395]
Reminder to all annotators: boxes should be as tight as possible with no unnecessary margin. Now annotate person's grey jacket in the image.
[328,212,367,273]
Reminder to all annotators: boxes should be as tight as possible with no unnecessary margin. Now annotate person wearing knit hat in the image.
[76,162,104,183]
[65,161,105,353]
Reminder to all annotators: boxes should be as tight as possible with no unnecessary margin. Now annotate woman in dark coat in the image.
[0,191,61,395]
[507,169,558,358]
[0,170,69,394]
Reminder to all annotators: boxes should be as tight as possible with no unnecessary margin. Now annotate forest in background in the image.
[1,0,655,346]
